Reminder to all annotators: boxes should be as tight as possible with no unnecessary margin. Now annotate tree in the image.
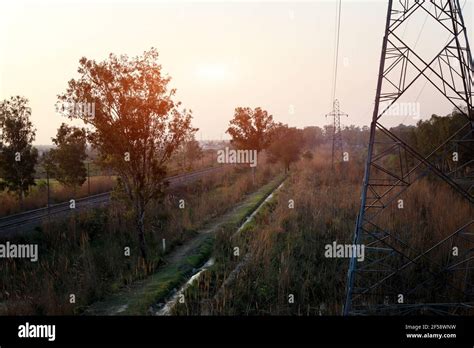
[57,48,196,259]
[182,136,203,170]
[302,126,324,149]
[226,107,275,153]
[341,125,370,148]
[267,125,303,172]
[226,107,276,182]
[413,109,471,173]
[47,123,87,191]
[0,96,38,208]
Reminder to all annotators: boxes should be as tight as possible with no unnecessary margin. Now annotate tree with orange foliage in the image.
[226,107,275,182]
[226,107,275,153]
[267,125,303,172]
[58,48,196,260]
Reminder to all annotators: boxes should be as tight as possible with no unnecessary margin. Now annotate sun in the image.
[195,63,228,81]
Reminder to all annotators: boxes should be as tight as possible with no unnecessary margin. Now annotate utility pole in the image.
[46,169,50,213]
[87,162,91,196]
[325,99,348,167]
[345,0,474,315]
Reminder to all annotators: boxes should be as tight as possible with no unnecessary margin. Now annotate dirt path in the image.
[84,175,285,315]
[166,205,244,264]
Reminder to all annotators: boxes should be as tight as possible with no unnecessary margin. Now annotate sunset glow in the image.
[195,63,230,81]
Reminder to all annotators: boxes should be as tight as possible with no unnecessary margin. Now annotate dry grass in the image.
[172,149,473,315]
[0,161,280,315]
[0,176,115,217]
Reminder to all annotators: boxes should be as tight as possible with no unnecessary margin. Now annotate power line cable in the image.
[331,0,343,104]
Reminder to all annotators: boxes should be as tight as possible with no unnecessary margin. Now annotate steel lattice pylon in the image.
[344,0,474,315]
[326,99,348,167]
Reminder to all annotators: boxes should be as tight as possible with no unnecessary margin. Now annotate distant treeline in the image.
[302,107,470,157]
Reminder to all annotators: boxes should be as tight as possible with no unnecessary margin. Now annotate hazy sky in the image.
[0,0,473,144]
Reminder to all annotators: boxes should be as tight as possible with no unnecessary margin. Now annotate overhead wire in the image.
[330,0,343,106]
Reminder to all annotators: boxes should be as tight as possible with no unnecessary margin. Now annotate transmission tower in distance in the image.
[326,99,348,167]
[345,0,474,315]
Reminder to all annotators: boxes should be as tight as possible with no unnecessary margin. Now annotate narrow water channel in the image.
[155,181,285,316]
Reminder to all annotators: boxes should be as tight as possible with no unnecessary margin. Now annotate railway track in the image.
[0,166,224,236]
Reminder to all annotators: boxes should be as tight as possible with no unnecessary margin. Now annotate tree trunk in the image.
[252,152,258,185]
[18,190,23,210]
[136,200,147,260]
[137,213,147,260]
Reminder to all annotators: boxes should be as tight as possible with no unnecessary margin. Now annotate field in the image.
[0,159,281,315]
[169,150,474,315]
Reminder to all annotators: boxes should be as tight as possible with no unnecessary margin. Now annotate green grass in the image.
[224,174,286,227]
[170,174,287,315]
[85,174,286,315]
[124,237,214,315]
